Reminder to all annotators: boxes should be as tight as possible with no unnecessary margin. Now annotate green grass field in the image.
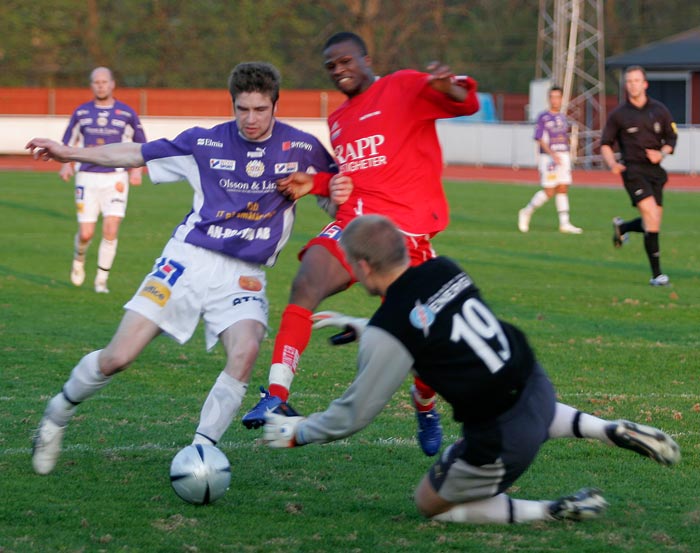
[1,170,698,552]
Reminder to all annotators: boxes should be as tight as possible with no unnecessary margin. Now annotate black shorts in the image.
[622,163,667,207]
[428,363,556,503]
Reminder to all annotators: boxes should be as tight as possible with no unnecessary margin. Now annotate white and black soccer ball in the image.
[170,444,231,505]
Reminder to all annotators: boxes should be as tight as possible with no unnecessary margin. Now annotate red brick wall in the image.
[1,87,632,123]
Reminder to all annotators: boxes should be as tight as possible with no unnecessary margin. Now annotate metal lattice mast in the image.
[536,0,606,167]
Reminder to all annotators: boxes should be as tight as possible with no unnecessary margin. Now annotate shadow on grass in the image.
[0,199,72,221]
[0,264,70,288]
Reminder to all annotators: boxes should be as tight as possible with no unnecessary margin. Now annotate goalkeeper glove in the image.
[263,413,305,448]
[311,310,369,345]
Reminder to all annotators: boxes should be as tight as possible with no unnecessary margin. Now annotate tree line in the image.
[1,0,698,93]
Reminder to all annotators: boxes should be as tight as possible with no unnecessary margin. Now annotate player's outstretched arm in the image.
[27,138,145,168]
[26,138,74,163]
[426,61,471,101]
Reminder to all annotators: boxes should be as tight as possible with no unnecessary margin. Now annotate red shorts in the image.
[298,220,437,285]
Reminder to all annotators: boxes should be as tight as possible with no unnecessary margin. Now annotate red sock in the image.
[268,384,290,402]
[269,304,313,400]
[412,377,436,412]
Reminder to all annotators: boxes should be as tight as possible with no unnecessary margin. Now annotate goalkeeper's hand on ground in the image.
[311,311,369,345]
[263,413,305,448]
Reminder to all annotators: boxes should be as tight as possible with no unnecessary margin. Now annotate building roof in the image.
[606,27,700,71]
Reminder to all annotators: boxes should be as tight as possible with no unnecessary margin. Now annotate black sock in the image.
[621,217,644,234]
[644,232,661,277]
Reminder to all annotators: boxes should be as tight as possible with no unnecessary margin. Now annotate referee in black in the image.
[601,65,678,286]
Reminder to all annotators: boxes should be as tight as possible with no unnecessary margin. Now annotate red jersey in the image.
[322,70,478,235]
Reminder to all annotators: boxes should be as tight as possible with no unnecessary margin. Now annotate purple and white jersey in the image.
[534,110,569,153]
[141,120,336,267]
[62,100,147,173]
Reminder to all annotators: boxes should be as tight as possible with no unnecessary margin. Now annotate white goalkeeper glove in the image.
[311,310,369,345]
[263,413,305,448]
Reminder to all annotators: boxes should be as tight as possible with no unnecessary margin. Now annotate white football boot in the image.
[605,420,680,466]
[518,208,531,233]
[649,274,670,287]
[32,417,66,475]
[549,487,608,521]
[70,259,85,286]
[559,223,583,234]
[94,280,110,294]
[94,269,110,294]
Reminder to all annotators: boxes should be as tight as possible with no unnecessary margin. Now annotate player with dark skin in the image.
[276,46,467,311]
[245,32,481,459]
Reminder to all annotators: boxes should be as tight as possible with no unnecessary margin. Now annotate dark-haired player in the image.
[243,32,480,457]
[28,62,346,475]
[518,85,582,234]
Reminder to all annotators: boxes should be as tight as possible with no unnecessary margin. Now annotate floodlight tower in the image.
[536,0,606,167]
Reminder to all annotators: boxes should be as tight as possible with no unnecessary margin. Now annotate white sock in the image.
[50,350,111,426]
[45,393,77,427]
[192,434,216,446]
[74,233,90,263]
[62,350,111,403]
[195,372,248,444]
[432,494,549,524]
[513,499,552,522]
[548,403,611,444]
[269,362,295,390]
[526,190,549,213]
[97,238,118,276]
[555,193,570,226]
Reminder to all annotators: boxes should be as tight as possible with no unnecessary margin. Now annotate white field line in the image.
[4,427,697,458]
[6,389,696,456]
[3,436,423,457]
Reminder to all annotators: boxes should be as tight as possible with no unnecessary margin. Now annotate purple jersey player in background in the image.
[26,62,351,476]
[518,86,582,234]
[60,67,147,293]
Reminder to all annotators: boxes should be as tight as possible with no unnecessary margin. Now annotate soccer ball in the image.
[170,444,231,505]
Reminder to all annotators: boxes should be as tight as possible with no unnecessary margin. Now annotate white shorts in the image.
[75,171,129,223]
[538,152,572,187]
[124,239,269,350]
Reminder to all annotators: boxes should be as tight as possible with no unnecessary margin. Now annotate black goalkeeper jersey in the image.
[295,256,539,445]
[371,256,536,425]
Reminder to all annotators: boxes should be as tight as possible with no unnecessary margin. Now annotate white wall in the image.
[4,115,333,153]
[436,120,699,174]
[5,115,698,174]
[437,122,537,168]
